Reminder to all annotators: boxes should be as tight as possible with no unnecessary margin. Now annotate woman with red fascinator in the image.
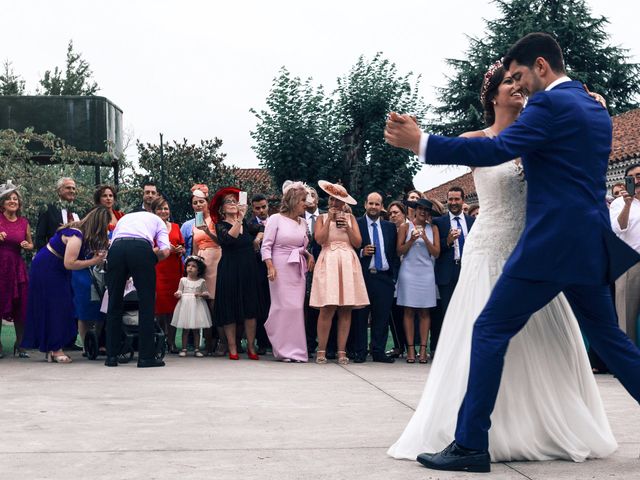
[210,187,266,360]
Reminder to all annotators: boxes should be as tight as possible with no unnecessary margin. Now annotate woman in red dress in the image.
[153,197,185,352]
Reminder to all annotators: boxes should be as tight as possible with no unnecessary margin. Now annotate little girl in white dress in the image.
[171,256,212,357]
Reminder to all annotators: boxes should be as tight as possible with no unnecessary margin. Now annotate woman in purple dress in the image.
[22,207,111,363]
[261,182,315,362]
[0,181,33,359]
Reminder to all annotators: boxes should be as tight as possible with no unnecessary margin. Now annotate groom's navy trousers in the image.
[454,274,640,451]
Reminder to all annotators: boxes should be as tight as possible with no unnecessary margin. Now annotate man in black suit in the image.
[250,193,271,354]
[351,192,399,363]
[431,186,475,355]
[35,177,79,250]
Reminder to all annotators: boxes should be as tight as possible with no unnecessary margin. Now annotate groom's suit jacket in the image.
[423,81,640,284]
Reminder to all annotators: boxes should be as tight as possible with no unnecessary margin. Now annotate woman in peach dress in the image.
[191,188,222,355]
[310,181,369,365]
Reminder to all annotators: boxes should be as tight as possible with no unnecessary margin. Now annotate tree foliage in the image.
[0,60,26,95]
[252,54,425,210]
[431,0,640,136]
[134,138,238,224]
[39,40,99,95]
[0,128,114,225]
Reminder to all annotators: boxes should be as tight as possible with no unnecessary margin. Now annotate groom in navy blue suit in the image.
[385,33,640,473]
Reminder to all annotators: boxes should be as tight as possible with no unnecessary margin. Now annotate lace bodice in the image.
[464,158,526,262]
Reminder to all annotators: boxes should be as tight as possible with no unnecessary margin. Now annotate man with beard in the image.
[431,187,475,356]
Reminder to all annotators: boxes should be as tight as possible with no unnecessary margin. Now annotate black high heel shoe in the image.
[14,343,29,359]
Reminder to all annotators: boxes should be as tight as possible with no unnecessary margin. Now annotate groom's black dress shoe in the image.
[137,358,165,368]
[416,441,490,473]
[104,356,119,367]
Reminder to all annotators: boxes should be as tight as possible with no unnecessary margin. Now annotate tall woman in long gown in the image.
[22,207,111,363]
[261,182,315,362]
[388,63,617,462]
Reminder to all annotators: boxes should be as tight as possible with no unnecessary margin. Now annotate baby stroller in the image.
[87,268,166,363]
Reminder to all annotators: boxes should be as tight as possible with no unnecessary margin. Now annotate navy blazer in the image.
[424,81,640,284]
[357,215,399,280]
[433,213,475,286]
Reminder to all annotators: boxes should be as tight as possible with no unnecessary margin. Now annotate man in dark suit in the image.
[250,193,271,354]
[35,177,79,250]
[431,186,475,356]
[132,181,159,213]
[386,32,640,472]
[351,192,399,363]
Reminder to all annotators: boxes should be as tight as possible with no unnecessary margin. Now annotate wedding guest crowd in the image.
[3,168,629,368]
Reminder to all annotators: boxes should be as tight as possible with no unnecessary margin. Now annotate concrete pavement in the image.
[1,352,638,479]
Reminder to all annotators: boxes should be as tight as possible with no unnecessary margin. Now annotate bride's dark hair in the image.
[481,65,506,127]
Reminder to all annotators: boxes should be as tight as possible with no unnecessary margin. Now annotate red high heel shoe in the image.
[247,350,259,360]
[228,352,239,360]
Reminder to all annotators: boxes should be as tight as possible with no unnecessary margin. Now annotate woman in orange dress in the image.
[309,181,369,365]
[191,188,223,355]
[153,197,185,353]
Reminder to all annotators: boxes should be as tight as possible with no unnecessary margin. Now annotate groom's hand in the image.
[384,112,421,155]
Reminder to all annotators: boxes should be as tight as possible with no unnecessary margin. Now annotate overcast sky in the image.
[3,0,638,191]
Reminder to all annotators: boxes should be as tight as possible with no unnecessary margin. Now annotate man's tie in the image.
[67,209,74,223]
[454,217,465,257]
[310,215,316,236]
[372,222,383,270]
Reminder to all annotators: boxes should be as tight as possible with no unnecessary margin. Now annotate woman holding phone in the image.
[211,187,266,360]
[190,187,222,355]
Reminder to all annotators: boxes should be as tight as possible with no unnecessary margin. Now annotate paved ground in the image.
[1,351,638,480]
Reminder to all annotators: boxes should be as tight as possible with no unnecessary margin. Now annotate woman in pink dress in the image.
[261,182,315,362]
[0,181,33,358]
[310,181,369,365]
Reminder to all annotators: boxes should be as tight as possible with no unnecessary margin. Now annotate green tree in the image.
[0,128,114,227]
[333,53,425,203]
[251,55,426,209]
[134,138,237,223]
[431,0,640,136]
[0,60,26,95]
[251,68,338,192]
[39,40,99,95]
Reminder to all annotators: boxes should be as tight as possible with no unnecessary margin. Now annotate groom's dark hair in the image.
[503,33,566,74]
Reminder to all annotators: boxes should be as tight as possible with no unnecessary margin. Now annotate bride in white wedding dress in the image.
[388,63,617,462]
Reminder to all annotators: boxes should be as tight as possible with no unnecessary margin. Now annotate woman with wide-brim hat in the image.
[396,198,440,363]
[210,187,266,360]
[309,181,369,365]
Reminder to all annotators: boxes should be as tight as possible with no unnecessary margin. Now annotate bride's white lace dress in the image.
[387,154,617,462]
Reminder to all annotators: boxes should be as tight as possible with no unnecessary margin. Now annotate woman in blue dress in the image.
[396,199,440,364]
[22,207,111,363]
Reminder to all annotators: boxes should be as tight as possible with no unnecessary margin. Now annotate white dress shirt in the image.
[60,208,79,224]
[610,196,640,253]
[448,211,469,261]
[419,76,573,163]
[305,209,320,235]
[363,215,390,271]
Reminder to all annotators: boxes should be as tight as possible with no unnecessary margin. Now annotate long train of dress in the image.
[388,157,617,462]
